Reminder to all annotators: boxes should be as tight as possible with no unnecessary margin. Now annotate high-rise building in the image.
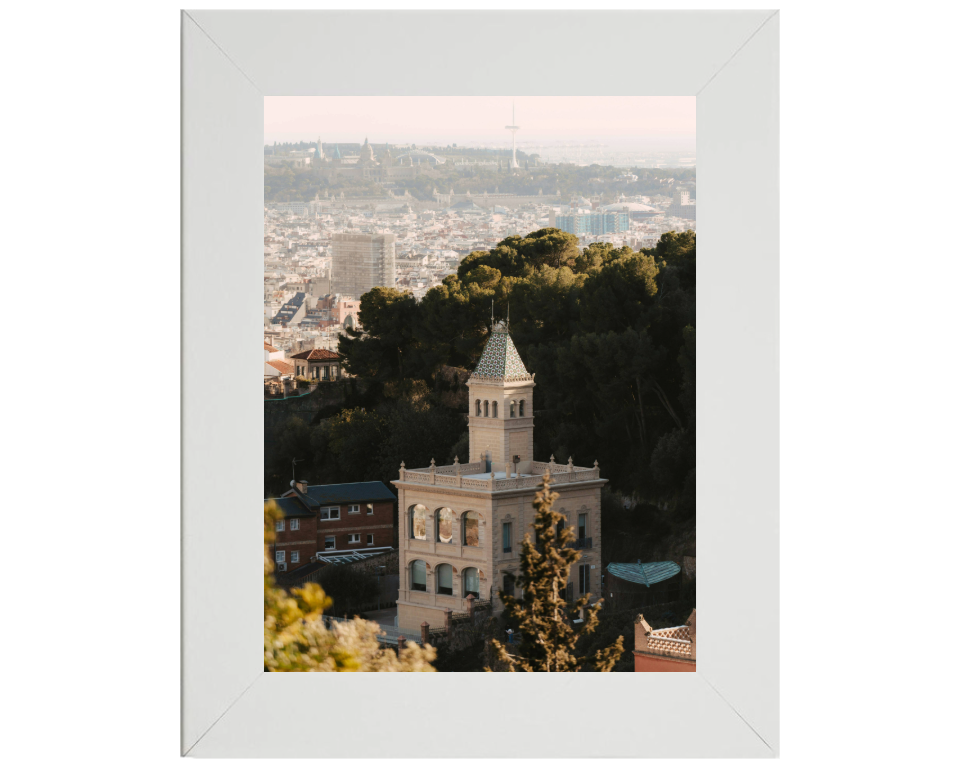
[551,211,631,236]
[667,186,696,219]
[331,233,397,300]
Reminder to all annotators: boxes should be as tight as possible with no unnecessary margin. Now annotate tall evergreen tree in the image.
[489,473,624,672]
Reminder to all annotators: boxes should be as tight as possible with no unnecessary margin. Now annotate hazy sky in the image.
[264,96,695,148]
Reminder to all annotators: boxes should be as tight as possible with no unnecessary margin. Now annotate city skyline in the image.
[264,96,696,150]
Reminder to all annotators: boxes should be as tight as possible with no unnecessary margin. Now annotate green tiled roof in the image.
[607,561,681,587]
[471,322,533,382]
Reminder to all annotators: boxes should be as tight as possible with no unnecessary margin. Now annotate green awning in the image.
[607,561,681,587]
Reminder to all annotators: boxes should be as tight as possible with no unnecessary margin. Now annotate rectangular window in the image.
[579,564,590,595]
[366,504,374,515]
[464,569,480,597]
[366,534,374,546]
[290,518,300,531]
[320,506,340,520]
[290,551,299,563]
[275,520,285,532]
[411,560,427,591]
[502,522,512,553]
[578,513,587,540]
[324,536,335,550]
[347,533,360,544]
[275,550,285,563]
[347,504,360,515]
[437,566,453,595]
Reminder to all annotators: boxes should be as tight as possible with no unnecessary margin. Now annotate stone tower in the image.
[466,319,535,470]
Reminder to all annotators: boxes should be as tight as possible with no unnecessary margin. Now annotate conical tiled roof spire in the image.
[470,321,533,383]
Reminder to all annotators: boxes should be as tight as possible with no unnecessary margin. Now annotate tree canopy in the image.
[333,227,696,507]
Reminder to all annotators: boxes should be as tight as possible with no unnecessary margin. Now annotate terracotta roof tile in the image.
[266,360,295,375]
[290,348,340,361]
[264,342,279,352]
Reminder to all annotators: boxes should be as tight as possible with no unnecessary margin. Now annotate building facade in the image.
[289,347,342,380]
[267,480,398,573]
[392,320,606,630]
[552,211,631,236]
[331,233,397,300]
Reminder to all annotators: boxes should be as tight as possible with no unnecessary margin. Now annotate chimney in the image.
[290,479,309,494]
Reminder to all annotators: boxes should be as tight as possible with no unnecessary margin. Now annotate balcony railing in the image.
[573,537,593,550]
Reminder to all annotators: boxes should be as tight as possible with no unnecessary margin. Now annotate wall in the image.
[315,500,395,552]
[272,514,318,571]
[633,652,696,672]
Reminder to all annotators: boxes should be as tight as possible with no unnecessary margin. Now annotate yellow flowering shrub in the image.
[264,501,435,672]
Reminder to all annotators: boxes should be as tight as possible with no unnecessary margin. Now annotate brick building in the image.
[633,609,697,672]
[266,480,397,573]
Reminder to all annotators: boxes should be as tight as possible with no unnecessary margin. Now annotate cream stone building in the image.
[392,320,606,630]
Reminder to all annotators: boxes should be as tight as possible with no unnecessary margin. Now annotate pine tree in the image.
[489,472,624,672]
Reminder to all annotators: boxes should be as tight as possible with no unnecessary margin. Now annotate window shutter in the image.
[412,560,426,587]
[438,565,452,591]
[464,569,479,594]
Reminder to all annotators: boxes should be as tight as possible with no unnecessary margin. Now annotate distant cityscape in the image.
[263,133,695,360]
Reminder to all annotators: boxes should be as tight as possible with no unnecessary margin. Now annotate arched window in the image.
[475,399,481,417]
[436,564,453,595]
[410,504,427,540]
[436,507,454,544]
[510,400,516,418]
[502,572,516,599]
[462,511,479,547]
[462,567,480,598]
[484,400,489,417]
[519,400,525,417]
[410,559,427,591]
[492,401,498,418]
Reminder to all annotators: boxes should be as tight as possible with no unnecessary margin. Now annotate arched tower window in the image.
[475,399,481,417]
[410,504,427,540]
[519,400,525,417]
[510,400,516,418]
[436,508,454,543]
[484,400,489,417]
[492,401,498,418]
[436,564,453,595]
[462,511,479,547]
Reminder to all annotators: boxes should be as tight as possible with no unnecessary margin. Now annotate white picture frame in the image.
[182,9,779,758]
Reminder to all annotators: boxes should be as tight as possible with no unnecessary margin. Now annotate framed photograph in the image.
[183,9,778,758]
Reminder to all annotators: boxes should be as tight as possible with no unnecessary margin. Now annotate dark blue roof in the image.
[304,481,396,506]
[266,481,396,515]
[273,497,309,517]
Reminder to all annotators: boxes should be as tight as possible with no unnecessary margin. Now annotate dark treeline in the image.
[264,157,695,203]
[314,228,696,513]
